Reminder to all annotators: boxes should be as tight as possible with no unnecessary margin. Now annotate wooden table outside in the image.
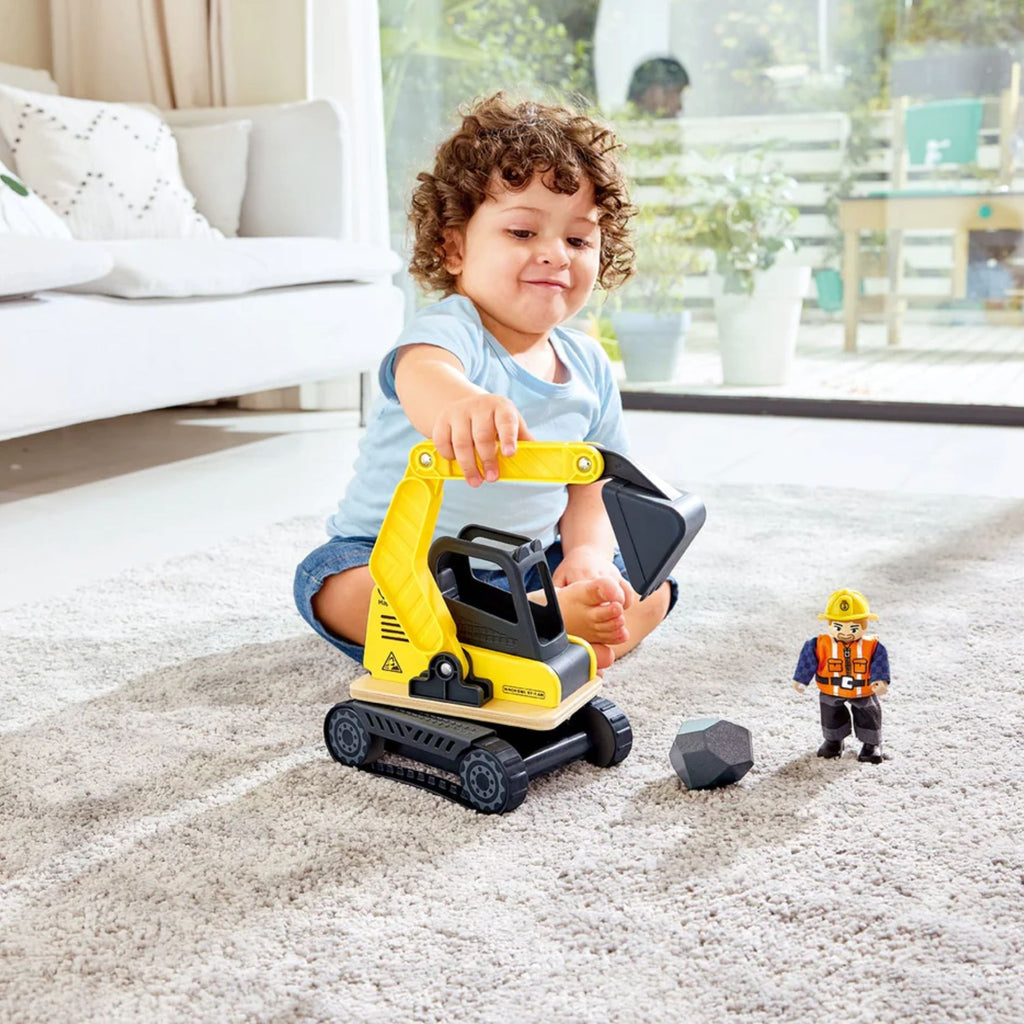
[839,190,1024,351]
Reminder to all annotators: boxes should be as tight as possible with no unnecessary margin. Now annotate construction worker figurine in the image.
[792,589,890,763]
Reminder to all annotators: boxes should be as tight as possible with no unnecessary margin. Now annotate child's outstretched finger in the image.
[494,404,526,458]
[472,412,502,482]
[448,422,483,487]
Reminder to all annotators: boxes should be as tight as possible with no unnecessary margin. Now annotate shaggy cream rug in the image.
[1,482,1022,1023]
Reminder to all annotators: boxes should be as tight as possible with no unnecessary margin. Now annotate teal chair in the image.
[903,97,984,172]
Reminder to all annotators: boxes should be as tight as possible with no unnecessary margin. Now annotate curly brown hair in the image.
[408,93,636,295]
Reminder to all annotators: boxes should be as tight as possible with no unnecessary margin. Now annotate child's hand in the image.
[433,394,533,487]
[552,549,635,610]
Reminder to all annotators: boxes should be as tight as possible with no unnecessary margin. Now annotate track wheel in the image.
[577,696,633,767]
[458,736,529,814]
[324,702,384,766]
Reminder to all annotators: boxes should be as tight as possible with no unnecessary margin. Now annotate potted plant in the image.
[679,151,810,385]
[606,198,695,382]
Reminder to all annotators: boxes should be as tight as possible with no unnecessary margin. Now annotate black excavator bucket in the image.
[598,449,707,600]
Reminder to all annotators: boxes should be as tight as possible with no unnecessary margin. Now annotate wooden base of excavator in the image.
[348,672,604,731]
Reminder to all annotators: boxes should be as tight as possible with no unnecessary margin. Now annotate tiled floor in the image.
[2,405,1022,612]
[620,319,1024,409]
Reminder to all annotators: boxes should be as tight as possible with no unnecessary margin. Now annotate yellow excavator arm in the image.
[366,441,603,677]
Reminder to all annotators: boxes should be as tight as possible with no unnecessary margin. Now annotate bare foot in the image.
[557,577,629,669]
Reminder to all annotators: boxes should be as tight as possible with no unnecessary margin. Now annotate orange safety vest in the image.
[815,634,878,698]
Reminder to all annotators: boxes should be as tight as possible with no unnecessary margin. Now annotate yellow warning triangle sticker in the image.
[382,651,402,673]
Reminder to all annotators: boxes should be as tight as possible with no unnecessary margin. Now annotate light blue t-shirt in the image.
[327,294,629,547]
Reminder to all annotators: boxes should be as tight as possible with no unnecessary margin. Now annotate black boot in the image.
[857,743,883,764]
[817,738,844,758]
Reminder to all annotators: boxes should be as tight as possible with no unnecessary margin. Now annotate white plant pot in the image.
[611,309,691,382]
[710,266,811,386]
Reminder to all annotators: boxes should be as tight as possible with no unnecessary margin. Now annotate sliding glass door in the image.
[379,1,1024,419]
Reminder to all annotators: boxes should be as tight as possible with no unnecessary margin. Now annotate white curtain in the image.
[49,0,234,108]
[305,0,389,248]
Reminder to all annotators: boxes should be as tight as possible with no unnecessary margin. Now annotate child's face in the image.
[443,172,601,351]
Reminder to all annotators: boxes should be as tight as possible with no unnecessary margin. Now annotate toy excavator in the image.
[323,440,705,813]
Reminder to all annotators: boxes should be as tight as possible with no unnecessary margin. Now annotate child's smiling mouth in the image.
[523,279,569,290]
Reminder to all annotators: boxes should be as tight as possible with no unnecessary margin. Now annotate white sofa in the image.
[0,64,404,441]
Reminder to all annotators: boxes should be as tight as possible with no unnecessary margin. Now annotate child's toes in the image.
[592,617,629,644]
[591,601,625,624]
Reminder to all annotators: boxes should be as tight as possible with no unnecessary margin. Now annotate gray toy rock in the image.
[670,717,754,789]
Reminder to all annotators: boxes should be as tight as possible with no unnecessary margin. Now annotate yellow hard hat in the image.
[817,588,877,622]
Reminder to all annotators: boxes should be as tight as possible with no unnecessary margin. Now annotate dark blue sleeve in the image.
[871,642,890,682]
[793,638,818,683]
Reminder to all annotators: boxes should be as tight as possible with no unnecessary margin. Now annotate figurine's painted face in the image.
[829,619,865,642]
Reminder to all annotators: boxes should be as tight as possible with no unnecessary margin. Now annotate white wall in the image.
[0,0,51,70]
[594,0,672,112]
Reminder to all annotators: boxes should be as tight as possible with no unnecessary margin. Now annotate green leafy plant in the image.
[676,151,800,295]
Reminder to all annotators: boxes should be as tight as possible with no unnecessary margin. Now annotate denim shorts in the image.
[294,535,678,664]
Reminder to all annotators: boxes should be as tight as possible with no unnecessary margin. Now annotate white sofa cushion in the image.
[0,84,220,241]
[0,157,72,238]
[172,120,251,237]
[60,237,401,298]
[0,236,113,297]
[0,282,404,440]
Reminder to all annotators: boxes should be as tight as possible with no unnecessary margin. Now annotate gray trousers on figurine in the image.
[819,692,882,745]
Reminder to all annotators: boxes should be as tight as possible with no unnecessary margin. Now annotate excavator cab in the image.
[431,526,567,663]
[428,525,594,705]
[324,441,706,814]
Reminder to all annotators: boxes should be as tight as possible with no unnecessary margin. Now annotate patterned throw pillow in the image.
[0,157,72,238]
[0,84,220,241]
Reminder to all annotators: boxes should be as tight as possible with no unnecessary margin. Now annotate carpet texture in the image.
[2,482,1022,1023]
